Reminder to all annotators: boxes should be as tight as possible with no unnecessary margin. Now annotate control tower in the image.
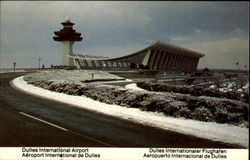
[53,17,82,66]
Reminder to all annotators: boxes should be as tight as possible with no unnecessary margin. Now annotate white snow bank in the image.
[243,82,249,89]
[12,76,249,148]
[209,85,216,89]
[125,83,147,91]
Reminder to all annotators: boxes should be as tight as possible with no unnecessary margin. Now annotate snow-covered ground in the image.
[24,70,124,84]
[0,69,26,73]
[12,76,248,148]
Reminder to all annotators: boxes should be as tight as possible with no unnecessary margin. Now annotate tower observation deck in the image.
[53,18,82,66]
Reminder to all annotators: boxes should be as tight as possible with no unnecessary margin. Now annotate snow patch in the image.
[210,81,249,93]
[243,82,249,89]
[125,83,147,91]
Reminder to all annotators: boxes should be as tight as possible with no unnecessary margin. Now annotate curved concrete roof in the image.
[105,40,204,61]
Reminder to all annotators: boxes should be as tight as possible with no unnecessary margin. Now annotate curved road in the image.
[0,72,242,147]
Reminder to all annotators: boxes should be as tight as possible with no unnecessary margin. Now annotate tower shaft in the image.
[62,41,74,66]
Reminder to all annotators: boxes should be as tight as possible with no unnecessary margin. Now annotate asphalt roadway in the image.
[0,72,242,148]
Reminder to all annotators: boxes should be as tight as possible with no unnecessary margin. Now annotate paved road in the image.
[0,72,242,147]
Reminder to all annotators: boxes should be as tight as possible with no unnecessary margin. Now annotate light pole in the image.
[13,62,16,72]
[235,62,239,71]
[38,58,41,70]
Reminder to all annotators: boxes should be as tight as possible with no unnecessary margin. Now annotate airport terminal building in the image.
[71,41,204,73]
[54,19,204,73]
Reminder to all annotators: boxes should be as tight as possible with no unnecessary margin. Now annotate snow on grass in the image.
[210,81,249,93]
[12,76,249,148]
[24,70,124,84]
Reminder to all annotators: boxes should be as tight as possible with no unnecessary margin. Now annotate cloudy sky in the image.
[0,1,249,69]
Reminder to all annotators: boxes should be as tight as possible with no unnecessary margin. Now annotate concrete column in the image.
[170,52,177,71]
[183,56,189,73]
[152,50,159,69]
[180,56,185,72]
[162,51,169,71]
[190,57,194,71]
[173,53,180,71]
[185,57,190,72]
[177,55,184,71]
[120,61,125,68]
[117,61,122,68]
[194,58,199,70]
[74,58,81,69]
[91,60,96,69]
[177,54,184,71]
[86,60,89,68]
[187,57,192,73]
[169,53,177,71]
[158,51,167,70]
[175,55,181,71]
[166,51,174,70]
[154,50,163,70]
[174,53,180,71]
[83,60,88,68]
[192,58,199,71]
[190,58,196,72]
[181,56,187,72]
[167,52,174,70]
[62,41,74,66]
[142,49,151,66]
[158,51,164,70]
[148,49,157,69]
[102,61,107,68]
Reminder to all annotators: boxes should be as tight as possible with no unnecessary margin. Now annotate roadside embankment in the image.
[11,70,249,148]
[24,78,249,128]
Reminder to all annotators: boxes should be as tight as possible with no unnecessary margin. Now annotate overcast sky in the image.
[0,1,249,69]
